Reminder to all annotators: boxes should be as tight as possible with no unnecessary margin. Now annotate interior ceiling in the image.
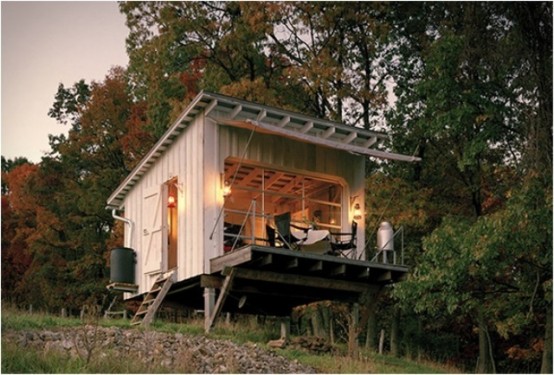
[224,161,333,197]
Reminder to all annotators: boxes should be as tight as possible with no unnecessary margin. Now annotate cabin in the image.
[106,91,417,331]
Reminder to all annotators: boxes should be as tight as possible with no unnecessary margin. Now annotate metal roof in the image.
[107,91,418,207]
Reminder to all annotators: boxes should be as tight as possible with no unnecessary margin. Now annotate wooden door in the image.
[142,185,167,275]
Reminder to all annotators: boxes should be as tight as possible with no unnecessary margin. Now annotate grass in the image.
[1,339,175,374]
[1,306,460,373]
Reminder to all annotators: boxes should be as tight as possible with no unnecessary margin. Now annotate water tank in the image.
[377,222,394,251]
[110,247,136,284]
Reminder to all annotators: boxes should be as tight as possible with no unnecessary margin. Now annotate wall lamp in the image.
[353,203,363,221]
[167,195,176,208]
[221,173,232,197]
[351,195,362,221]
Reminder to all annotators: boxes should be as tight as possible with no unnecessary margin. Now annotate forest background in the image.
[1,2,551,373]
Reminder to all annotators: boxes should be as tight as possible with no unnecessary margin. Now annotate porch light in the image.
[223,180,232,197]
[353,203,362,221]
[167,195,176,208]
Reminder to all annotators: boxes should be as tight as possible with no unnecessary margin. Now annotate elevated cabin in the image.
[106,91,417,330]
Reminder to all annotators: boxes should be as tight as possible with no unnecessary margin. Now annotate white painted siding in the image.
[122,114,208,294]
[122,113,367,296]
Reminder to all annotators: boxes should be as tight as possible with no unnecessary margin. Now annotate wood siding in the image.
[123,113,366,295]
[123,114,208,294]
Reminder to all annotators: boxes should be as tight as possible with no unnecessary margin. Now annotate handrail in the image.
[228,199,257,252]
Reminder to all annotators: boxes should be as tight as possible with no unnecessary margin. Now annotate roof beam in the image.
[321,126,335,139]
[229,105,242,119]
[343,131,357,144]
[257,109,267,122]
[264,171,285,190]
[278,116,290,127]
[301,121,314,134]
[204,99,218,116]
[362,137,378,148]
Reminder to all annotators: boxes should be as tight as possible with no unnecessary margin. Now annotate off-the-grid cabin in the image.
[106,91,417,330]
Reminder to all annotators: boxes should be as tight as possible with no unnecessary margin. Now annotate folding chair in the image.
[328,221,357,257]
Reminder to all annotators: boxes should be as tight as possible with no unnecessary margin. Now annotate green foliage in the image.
[1,2,551,373]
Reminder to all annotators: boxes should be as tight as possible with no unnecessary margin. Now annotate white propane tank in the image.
[377,222,394,263]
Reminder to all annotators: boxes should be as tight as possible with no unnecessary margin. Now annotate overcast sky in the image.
[1,1,129,163]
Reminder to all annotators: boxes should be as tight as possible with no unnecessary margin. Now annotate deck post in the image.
[348,302,360,358]
[203,287,216,332]
[280,317,291,341]
[206,267,236,333]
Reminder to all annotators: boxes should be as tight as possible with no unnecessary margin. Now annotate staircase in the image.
[131,271,174,327]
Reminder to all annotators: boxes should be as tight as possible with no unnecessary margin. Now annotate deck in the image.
[156,245,408,317]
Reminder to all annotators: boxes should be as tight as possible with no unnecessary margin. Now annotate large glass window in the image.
[223,160,343,247]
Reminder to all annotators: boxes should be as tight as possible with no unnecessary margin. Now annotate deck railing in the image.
[223,209,406,267]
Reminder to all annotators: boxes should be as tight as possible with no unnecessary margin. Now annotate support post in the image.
[203,288,216,333]
[348,302,360,358]
[206,267,236,333]
[280,317,291,341]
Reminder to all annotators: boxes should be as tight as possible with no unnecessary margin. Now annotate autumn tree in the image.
[120,1,396,132]
[2,67,153,311]
[1,159,37,304]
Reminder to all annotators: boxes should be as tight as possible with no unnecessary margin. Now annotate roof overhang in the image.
[216,118,419,162]
[107,91,419,207]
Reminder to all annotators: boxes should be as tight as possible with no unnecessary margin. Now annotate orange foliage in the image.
[3,163,38,212]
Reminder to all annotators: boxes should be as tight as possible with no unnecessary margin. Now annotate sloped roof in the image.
[107,91,418,207]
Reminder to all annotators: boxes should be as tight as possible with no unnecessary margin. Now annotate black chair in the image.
[274,212,309,249]
[266,225,277,247]
[328,221,357,257]
[223,222,244,252]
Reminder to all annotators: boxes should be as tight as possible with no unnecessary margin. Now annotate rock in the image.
[267,338,287,348]
[3,326,316,373]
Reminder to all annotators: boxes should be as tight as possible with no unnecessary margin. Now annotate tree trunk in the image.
[330,317,335,345]
[378,329,385,355]
[541,305,553,374]
[390,309,400,357]
[365,307,377,351]
[318,304,330,340]
[476,310,495,373]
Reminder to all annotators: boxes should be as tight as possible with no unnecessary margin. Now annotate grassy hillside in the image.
[1,306,460,373]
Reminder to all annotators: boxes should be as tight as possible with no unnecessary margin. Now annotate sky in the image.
[1,1,129,163]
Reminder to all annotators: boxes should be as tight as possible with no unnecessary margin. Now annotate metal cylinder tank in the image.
[110,247,136,284]
[377,221,394,251]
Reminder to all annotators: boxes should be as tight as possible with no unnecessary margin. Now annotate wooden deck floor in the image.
[137,245,409,317]
[210,245,408,283]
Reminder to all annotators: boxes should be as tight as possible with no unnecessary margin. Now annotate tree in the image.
[1,67,153,311]
[120,2,397,132]
[1,161,37,304]
[386,3,552,371]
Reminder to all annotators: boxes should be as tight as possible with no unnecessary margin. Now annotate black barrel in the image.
[110,247,136,284]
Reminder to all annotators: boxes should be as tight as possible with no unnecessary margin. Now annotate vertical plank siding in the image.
[122,114,366,294]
